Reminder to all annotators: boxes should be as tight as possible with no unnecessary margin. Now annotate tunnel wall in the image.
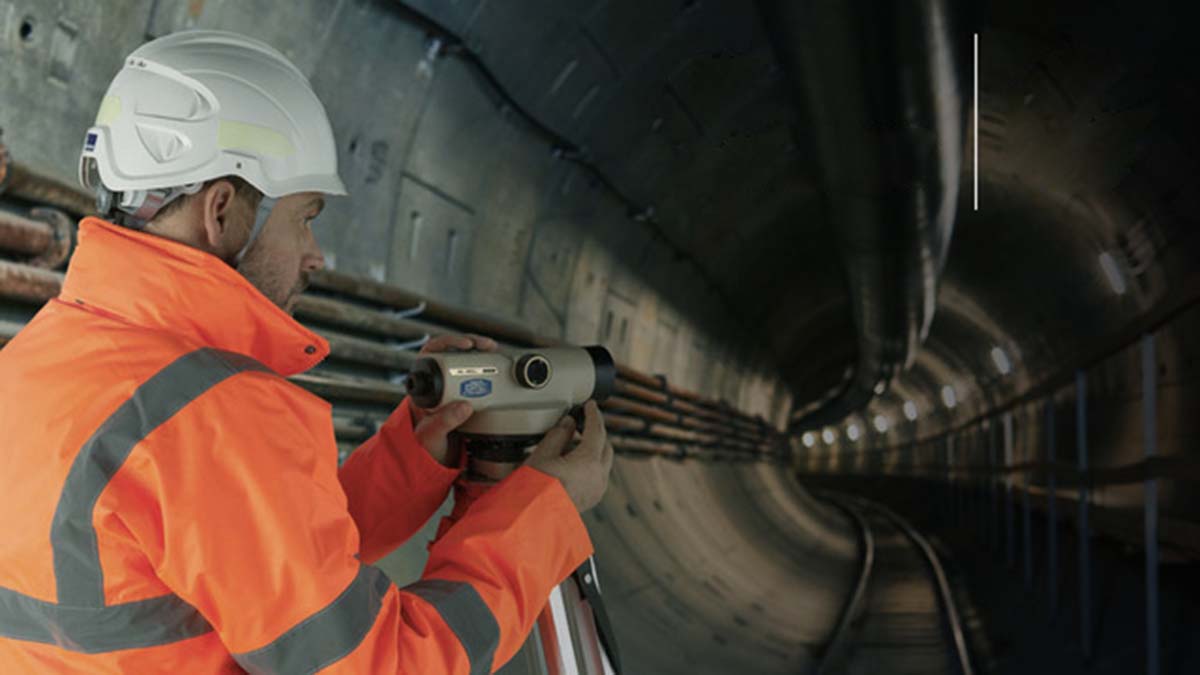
[0,2,859,673]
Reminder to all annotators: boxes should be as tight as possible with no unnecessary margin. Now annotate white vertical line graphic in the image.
[974,32,979,211]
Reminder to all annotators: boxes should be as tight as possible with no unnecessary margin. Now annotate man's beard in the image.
[283,273,310,313]
[237,255,307,314]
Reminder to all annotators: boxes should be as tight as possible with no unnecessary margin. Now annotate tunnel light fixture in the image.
[802,432,816,448]
[1098,251,1127,295]
[846,423,861,442]
[873,414,889,433]
[941,384,958,409]
[822,428,836,445]
[903,400,918,421]
[990,346,1012,375]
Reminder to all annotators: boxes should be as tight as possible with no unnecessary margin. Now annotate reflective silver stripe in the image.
[0,586,212,653]
[406,579,499,675]
[233,564,392,675]
[0,348,272,653]
[51,348,270,605]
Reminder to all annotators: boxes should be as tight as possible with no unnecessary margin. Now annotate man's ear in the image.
[199,180,243,254]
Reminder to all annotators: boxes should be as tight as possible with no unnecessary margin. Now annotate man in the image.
[0,30,612,673]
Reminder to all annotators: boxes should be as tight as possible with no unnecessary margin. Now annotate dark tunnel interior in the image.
[1,0,1199,673]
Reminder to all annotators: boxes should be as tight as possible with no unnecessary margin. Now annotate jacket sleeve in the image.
[338,397,460,564]
[129,372,593,674]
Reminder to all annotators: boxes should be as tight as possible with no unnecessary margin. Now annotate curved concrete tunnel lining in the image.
[590,457,857,673]
[1,1,861,673]
[3,0,1199,673]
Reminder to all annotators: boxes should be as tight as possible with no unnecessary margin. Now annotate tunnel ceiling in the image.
[399,0,855,403]
[858,0,1200,440]
[403,0,1199,434]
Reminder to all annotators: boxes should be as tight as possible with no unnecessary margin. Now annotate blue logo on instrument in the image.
[460,378,492,398]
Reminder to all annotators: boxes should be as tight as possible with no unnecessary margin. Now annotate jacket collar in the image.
[60,218,329,376]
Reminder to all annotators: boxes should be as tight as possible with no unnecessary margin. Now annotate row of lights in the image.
[799,250,1126,453]
[798,339,1024,451]
[800,383,960,448]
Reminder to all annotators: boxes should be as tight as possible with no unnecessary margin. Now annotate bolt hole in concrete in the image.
[19,17,34,41]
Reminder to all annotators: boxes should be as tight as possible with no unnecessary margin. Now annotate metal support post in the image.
[1046,399,1058,613]
[1142,334,1160,675]
[1023,409,1033,590]
[978,427,987,543]
[951,433,962,529]
[990,420,999,553]
[1004,412,1015,568]
[945,435,954,528]
[1076,370,1092,660]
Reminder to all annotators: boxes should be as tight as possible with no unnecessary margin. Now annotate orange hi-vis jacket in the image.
[0,218,593,673]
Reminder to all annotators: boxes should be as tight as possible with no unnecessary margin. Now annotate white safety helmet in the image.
[78,29,346,229]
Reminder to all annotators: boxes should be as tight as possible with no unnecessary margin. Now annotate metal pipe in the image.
[321,330,418,372]
[1,158,95,217]
[0,261,63,304]
[0,210,53,256]
[308,269,556,349]
[1004,413,1015,568]
[1142,334,1160,675]
[294,294,438,342]
[288,373,406,405]
[1046,399,1058,613]
[759,0,965,431]
[615,363,768,433]
[990,421,999,552]
[1023,408,1033,590]
[602,396,769,446]
[1075,370,1092,660]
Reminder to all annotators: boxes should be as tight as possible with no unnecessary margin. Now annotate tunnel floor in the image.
[804,475,1200,675]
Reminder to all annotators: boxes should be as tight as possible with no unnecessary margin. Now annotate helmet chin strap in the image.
[234,196,277,268]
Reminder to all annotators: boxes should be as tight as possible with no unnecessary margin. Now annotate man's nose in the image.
[302,232,326,273]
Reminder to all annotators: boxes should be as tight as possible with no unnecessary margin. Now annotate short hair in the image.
[152,175,263,223]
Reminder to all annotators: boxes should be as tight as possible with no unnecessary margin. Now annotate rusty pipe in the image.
[0,160,94,217]
[602,395,770,446]
[0,261,63,304]
[616,364,770,432]
[294,294,438,342]
[0,211,52,256]
[612,379,770,441]
[0,208,72,268]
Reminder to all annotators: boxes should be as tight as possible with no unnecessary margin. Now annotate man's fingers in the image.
[421,334,475,354]
[602,440,614,472]
[529,416,575,462]
[414,400,473,439]
[420,333,499,355]
[578,400,607,458]
[464,333,499,351]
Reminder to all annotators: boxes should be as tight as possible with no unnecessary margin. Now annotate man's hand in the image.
[409,333,499,467]
[527,400,614,512]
